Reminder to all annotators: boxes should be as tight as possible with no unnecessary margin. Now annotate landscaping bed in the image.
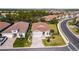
[42,35,65,46]
[42,24,66,46]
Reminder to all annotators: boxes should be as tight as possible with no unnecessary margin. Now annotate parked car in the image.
[0,37,8,46]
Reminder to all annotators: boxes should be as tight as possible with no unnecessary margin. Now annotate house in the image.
[32,22,50,38]
[61,13,73,19]
[1,22,29,38]
[76,13,79,18]
[42,15,58,21]
[0,22,10,31]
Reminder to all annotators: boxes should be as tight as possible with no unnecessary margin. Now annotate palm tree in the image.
[50,29,54,38]
[47,37,51,42]
[47,29,54,42]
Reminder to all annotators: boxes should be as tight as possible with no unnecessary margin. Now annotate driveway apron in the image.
[31,37,44,48]
[0,38,16,49]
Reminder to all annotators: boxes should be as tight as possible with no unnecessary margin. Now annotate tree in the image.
[72,17,77,25]
[48,18,58,24]
[47,29,54,42]
[5,13,17,23]
[47,37,51,42]
[1,9,49,23]
[50,29,54,38]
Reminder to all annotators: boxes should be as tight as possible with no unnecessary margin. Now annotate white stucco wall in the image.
[17,33,25,38]
[32,30,50,38]
[32,31,43,37]
[2,32,25,38]
[44,30,50,37]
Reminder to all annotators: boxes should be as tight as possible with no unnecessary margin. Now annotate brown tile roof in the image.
[32,22,49,32]
[0,22,10,31]
[42,15,58,21]
[2,21,29,33]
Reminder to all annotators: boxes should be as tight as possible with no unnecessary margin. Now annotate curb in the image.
[57,20,69,46]
[67,21,79,38]
[0,45,67,49]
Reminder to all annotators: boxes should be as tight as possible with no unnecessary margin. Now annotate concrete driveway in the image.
[31,37,44,48]
[0,38,16,49]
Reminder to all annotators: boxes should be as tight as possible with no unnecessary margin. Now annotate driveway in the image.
[0,37,16,49]
[31,37,44,48]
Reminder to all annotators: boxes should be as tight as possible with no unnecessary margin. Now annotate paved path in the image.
[0,38,16,49]
[31,37,44,48]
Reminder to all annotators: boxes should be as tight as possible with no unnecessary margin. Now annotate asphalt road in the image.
[60,20,79,51]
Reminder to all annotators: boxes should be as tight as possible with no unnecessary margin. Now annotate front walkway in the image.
[0,38,16,49]
[31,37,44,48]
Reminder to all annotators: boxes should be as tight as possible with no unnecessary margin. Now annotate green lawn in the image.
[42,24,66,46]
[68,22,79,35]
[48,24,58,34]
[70,28,79,35]
[42,35,66,46]
[13,37,32,47]
[68,22,74,25]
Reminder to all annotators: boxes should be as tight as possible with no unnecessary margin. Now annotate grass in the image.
[70,28,79,35]
[68,22,74,25]
[42,35,66,46]
[68,22,79,35]
[42,24,66,46]
[13,37,32,47]
[48,24,58,34]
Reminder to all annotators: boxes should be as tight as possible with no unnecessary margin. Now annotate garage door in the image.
[32,31,43,37]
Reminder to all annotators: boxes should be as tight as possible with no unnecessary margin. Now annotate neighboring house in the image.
[32,22,50,38]
[0,22,10,31]
[1,22,29,38]
[63,14,73,19]
[76,13,79,18]
[42,15,58,21]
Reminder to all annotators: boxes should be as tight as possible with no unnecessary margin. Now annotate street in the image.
[60,20,79,51]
